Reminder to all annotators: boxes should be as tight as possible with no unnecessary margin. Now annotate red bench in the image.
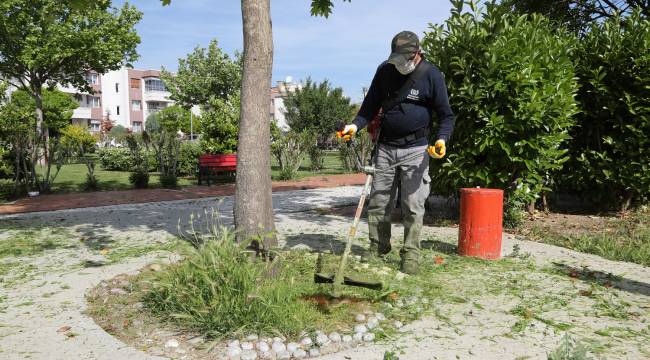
[198,154,237,186]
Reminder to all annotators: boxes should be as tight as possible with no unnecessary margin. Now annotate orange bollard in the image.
[458,188,504,260]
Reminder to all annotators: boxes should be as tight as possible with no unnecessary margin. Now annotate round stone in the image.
[300,337,313,347]
[256,341,270,352]
[276,350,291,360]
[227,340,241,349]
[421,298,430,305]
[363,333,375,342]
[259,351,274,360]
[271,341,286,353]
[367,317,379,329]
[375,313,386,321]
[396,300,404,308]
[315,333,330,346]
[355,314,366,322]
[342,334,353,344]
[273,337,285,343]
[286,342,300,353]
[393,320,404,329]
[240,342,254,350]
[292,349,307,359]
[320,343,340,355]
[240,350,258,360]
[246,334,259,341]
[328,332,341,343]
[353,332,364,342]
[354,324,368,334]
[226,347,242,359]
[309,348,321,357]
[164,339,179,348]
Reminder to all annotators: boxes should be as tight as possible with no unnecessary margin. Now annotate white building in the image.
[270,76,301,131]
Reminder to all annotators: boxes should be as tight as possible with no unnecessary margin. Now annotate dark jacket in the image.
[352,60,455,147]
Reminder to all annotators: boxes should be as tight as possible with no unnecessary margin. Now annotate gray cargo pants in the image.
[367,143,430,268]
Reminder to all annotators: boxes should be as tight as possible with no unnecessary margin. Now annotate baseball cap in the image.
[387,31,420,67]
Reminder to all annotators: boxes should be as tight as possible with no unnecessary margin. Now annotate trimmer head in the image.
[314,273,383,291]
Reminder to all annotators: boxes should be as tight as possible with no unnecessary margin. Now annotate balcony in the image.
[72,107,92,119]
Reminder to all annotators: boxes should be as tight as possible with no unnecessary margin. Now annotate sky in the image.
[113,0,455,102]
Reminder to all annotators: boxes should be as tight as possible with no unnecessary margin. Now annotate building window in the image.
[130,78,140,89]
[89,120,100,132]
[88,96,100,107]
[147,101,167,113]
[116,106,120,116]
[144,78,166,92]
[86,73,98,85]
[132,121,142,133]
[115,83,119,93]
[132,100,141,111]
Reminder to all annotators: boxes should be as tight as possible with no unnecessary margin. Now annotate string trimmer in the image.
[314,123,425,296]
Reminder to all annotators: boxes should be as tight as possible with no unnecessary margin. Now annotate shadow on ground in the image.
[552,262,650,297]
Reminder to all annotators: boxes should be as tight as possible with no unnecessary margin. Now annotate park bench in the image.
[198,154,237,186]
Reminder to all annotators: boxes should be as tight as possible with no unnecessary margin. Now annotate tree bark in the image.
[235,0,277,249]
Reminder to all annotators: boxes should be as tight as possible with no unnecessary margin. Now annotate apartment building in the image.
[270,76,301,131]
[55,67,174,134]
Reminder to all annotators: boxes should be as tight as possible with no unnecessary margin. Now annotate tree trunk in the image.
[235,0,277,250]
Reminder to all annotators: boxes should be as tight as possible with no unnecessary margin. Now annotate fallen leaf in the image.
[100,248,110,255]
[434,256,444,265]
[578,290,592,297]
[388,292,399,301]
[569,271,579,278]
[57,326,71,333]
[603,281,613,288]
[123,319,130,328]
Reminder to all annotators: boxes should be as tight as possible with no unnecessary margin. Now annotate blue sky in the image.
[113,0,454,102]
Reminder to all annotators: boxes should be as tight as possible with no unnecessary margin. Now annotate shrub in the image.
[159,174,178,189]
[200,96,239,154]
[129,170,149,189]
[97,147,156,172]
[560,10,650,210]
[422,0,579,211]
[271,130,310,180]
[125,135,150,189]
[97,148,132,171]
[338,130,373,172]
[60,125,96,161]
[178,141,202,176]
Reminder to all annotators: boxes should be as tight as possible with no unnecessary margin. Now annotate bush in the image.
[159,174,178,189]
[97,147,156,172]
[560,10,650,210]
[129,170,149,189]
[60,124,96,161]
[125,135,150,189]
[422,0,579,210]
[178,141,203,176]
[338,130,374,172]
[271,130,310,180]
[200,96,239,154]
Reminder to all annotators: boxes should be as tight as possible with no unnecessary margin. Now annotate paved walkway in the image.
[0,173,365,215]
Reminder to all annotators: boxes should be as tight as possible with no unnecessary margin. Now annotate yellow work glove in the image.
[427,139,446,159]
[336,124,357,142]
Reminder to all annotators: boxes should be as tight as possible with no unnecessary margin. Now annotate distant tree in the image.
[283,78,355,145]
[161,40,241,109]
[157,105,192,134]
[109,125,129,144]
[0,0,142,191]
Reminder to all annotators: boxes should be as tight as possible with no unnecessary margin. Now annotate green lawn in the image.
[0,152,350,200]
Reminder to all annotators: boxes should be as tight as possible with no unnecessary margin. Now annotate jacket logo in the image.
[407,89,420,101]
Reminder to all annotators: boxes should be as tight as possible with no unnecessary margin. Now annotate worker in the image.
[338,30,455,275]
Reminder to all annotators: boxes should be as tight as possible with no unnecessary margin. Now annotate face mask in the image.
[395,59,416,75]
